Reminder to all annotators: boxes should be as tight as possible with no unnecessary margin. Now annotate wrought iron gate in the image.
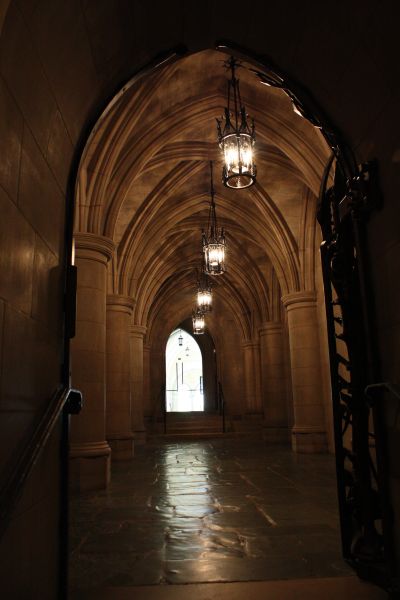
[221,41,397,591]
[318,159,394,589]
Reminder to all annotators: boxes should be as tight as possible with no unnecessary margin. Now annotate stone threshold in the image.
[70,575,387,600]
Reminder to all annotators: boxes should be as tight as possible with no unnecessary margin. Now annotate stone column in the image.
[152,347,165,419]
[242,341,263,416]
[282,291,328,453]
[106,295,135,460]
[143,343,151,420]
[130,324,147,445]
[259,322,290,444]
[69,232,115,490]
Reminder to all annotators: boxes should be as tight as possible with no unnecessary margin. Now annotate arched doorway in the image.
[165,329,204,412]
[0,0,396,596]
[69,44,393,593]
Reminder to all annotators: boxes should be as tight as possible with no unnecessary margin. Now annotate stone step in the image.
[149,431,260,441]
[165,416,222,423]
[165,417,224,434]
[151,432,227,440]
[151,411,226,437]
[165,417,221,422]
[165,413,222,427]
[166,425,223,432]
[70,576,388,600]
[166,411,221,419]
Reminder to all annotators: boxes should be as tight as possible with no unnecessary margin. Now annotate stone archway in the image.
[0,3,397,596]
[73,47,333,445]
[165,328,204,412]
[70,46,392,586]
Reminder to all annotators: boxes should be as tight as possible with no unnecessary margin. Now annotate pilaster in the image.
[106,294,135,460]
[242,340,263,416]
[69,233,115,490]
[259,321,290,444]
[282,291,328,453]
[130,324,147,445]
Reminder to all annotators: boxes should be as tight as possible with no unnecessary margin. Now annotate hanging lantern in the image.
[197,286,212,312]
[178,331,183,346]
[197,272,212,312]
[217,56,256,189]
[192,308,205,335]
[185,345,190,357]
[202,162,226,276]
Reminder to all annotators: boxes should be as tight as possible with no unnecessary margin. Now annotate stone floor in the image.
[71,578,388,600]
[69,438,354,595]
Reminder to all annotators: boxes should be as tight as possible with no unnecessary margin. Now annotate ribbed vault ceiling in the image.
[75,49,331,343]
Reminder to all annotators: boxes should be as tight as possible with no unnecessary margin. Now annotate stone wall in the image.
[0,1,398,595]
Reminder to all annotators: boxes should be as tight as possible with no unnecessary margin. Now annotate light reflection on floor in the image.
[69,439,351,592]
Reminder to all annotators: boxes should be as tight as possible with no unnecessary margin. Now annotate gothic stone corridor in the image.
[70,438,355,595]
[1,2,399,599]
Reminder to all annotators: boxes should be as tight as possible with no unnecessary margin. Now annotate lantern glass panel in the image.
[204,241,225,275]
[222,133,255,189]
[197,289,212,311]
[192,311,205,335]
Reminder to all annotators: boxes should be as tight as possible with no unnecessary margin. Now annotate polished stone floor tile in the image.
[69,439,352,592]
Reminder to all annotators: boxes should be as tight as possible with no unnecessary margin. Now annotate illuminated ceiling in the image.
[75,49,331,346]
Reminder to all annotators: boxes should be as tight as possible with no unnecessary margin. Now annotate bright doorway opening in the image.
[165,329,204,412]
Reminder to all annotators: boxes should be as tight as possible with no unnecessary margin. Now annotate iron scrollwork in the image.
[319,160,394,589]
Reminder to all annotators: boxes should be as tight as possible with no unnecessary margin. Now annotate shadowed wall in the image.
[0,1,398,597]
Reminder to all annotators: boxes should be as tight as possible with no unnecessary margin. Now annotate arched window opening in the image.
[165,329,204,412]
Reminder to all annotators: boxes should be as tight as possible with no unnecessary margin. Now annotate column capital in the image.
[130,324,147,339]
[74,232,115,264]
[106,294,135,314]
[259,321,283,336]
[281,290,317,310]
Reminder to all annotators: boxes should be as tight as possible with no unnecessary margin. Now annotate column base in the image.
[291,426,328,453]
[244,411,264,420]
[107,433,135,460]
[263,426,291,445]
[134,429,147,445]
[232,413,263,433]
[69,441,111,491]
